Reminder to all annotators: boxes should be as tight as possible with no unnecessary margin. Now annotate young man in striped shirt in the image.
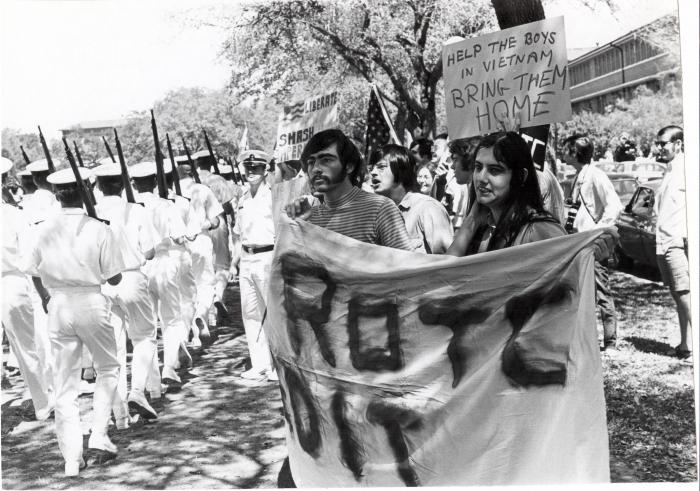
[286,129,411,250]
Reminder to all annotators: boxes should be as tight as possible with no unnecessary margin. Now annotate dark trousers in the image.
[595,259,617,345]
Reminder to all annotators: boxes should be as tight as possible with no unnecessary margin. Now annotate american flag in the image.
[364,84,399,163]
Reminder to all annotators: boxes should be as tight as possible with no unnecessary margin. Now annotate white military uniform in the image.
[22,167,126,472]
[133,162,189,385]
[94,163,160,420]
[203,171,235,311]
[180,174,222,339]
[234,150,275,378]
[1,157,54,419]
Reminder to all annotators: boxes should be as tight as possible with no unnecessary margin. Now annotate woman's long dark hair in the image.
[473,131,549,250]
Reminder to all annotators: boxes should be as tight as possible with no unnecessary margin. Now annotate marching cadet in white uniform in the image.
[131,162,190,388]
[22,158,62,390]
[178,152,223,346]
[234,150,276,382]
[1,157,54,420]
[22,167,126,477]
[94,163,159,422]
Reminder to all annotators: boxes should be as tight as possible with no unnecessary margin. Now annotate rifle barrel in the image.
[150,110,168,199]
[73,141,85,168]
[166,133,182,196]
[114,129,136,203]
[38,126,56,173]
[103,136,116,162]
[181,136,201,184]
[62,137,97,219]
[202,129,221,175]
[20,146,31,166]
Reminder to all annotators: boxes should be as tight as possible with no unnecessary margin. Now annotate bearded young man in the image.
[286,129,411,250]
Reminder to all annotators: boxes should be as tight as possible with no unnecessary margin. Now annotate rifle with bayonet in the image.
[181,137,201,184]
[202,129,221,175]
[62,137,101,220]
[102,136,116,162]
[38,126,56,173]
[150,110,169,199]
[113,129,138,204]
[20,146,31,167]
[166,133,183,197]
[73,141,86,167]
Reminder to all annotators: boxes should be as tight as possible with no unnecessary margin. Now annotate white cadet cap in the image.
[174,155,189,164]
[97,157,115,166]
[26,158,60,173]
[18,169,32,177]
[218,164,233,175]
[191,150,212,160]
[239,149,271,166]
[92,163,122,178]
[162,160,173,173]
[47,167,92,185]
[129,162,156,178]
[0,156,14,175]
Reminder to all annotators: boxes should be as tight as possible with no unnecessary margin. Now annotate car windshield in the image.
[629,187,655,216]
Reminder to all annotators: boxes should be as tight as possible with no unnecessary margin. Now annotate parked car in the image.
[559,172,638,204]
[614,180,662,270]
[629,161,666,181]
[593,161,626,174]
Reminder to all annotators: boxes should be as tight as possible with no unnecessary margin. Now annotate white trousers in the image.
[178,248,197,328]
[239,251,273,372]
[145,249,186,377]
[28,282,54,394]
[188,235,216,321]
[1,273,53,418]
[103,270,158,396]
[47,289,119,464]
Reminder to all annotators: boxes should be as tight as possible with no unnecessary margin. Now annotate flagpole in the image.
[371,84,401,145]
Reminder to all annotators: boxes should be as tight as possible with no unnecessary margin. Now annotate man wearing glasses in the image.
[654,125,691,362]
[562,134,623,351]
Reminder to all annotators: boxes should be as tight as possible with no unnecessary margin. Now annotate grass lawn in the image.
[605,268,697,482]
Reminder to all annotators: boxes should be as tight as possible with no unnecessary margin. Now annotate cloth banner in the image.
[265,218,610,487]
[274,92,339,162]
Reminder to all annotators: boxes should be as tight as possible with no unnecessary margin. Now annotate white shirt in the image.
[22,207,125,289]
[136,192,188,252]
[183,182,224,230]
[571,164,622,232]
[20,189,60,225]
[2,203,31,275]
[233,183,275,247]
[96,195,157,269]
[655,153,686,253]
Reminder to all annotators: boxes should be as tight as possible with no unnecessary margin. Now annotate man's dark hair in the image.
[370,144,419,192]
[97,175,124,196]
[54,184,83,208]
[132,175,156,193]
[195,155,214,172]
[448,136,482,171]
[21,175,37,194]
[409,138,433,159]
[435,132,449,141]
[301,129,364,187]
[658,125,683,142]
[562,133,594,164]
[32,170,52,191]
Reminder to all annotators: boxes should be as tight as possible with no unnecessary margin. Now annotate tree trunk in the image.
[491,0,550,170]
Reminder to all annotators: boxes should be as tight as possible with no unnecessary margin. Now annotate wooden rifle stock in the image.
[62,137,98,219]
[150,110,169,199]
[102,136,116,162]
[202,129,221,175]
[166,133,182,196]
[181,137,201,184]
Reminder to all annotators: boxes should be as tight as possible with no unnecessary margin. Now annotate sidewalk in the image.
[1,285,288,488]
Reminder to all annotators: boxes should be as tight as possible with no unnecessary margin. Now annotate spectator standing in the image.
[654,125,691,361]
[287,129,411,250]
[369,144,453,253]
[562,134,623,350]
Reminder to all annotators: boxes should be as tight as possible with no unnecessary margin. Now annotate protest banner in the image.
[443,16,571,140]
[275,92,339,162]
[265,217,610,487]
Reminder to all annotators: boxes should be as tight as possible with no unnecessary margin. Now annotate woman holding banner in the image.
[446,131,565,255]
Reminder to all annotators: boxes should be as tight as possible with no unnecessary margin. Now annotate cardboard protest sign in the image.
[443,16,571,138]
[271,175,312,233]
[265,218,610,487]
[275,92,339,162]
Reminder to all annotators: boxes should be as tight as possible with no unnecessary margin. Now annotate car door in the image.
[617,187,654,266]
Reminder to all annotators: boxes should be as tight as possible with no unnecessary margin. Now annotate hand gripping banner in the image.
[265,217,610,487]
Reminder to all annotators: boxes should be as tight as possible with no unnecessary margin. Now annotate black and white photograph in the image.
[1,0,697,488]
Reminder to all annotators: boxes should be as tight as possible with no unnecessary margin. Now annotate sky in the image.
[0,0,683,139]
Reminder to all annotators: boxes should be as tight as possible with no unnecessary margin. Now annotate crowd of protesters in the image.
[0,118,689,479]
